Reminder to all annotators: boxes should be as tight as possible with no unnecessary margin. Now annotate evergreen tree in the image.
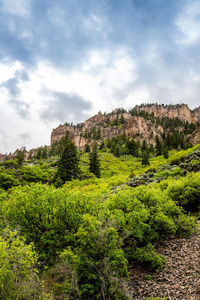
[96,128,101,139]
[27,150,33,160]
[99,140,105,150]
[126,138,138,156]
[149,143,154,153]
[142,150,150,165]
[114,144,121,157]
[41,145,48,159]
[110,141,117,156]
[162,145,169,159]
[16,147,26,166]
[120,114,126,124]
[85,143,90,153]
[106,139,112,148]
[113,114,119,126]
[89,143,101,178]
[54,132,80,184]
[155,135,162,156]
[35,147,42,160]
[141,140,148,152]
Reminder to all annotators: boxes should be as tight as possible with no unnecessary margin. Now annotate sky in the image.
[0,0,200,153]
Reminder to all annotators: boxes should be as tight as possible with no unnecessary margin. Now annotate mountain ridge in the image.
[51,103,200,150]
[1,103,200,161]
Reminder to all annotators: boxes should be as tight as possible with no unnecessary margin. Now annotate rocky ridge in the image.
[51,103,200,149]
[1,103,200,161]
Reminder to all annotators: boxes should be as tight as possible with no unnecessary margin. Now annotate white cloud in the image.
[176,1,200,45]
[1,0,31,17]
[26,48,138,114]
[0,60,23,84]
[0,48,138,153]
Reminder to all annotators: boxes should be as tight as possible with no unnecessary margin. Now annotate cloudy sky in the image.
[0,0,200,153]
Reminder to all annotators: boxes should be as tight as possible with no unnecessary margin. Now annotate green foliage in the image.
[35,147,43,160]
[15,146,26,166]
[41,145,48,159]
[1,184,95,263]
[168,144,200,165]
[0,170,19,190]
[132,244,166,269]
[60,214,128,299]
[84,143,90,153]
[155,135,162,156]
[54,132,80,184]
[0,142,199,298]
[89,143,101,178]
[162,145,169,159]
[142,151,150,166]
[166,172,200,212]
[0,228,51,299]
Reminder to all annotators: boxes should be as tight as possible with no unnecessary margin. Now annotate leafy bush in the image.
[132,244,166,269]
[60,215,128,299]
[166,172,200,213]
[0,228,51,299]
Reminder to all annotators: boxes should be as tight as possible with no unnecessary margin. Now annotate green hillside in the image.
[0,139,200,299]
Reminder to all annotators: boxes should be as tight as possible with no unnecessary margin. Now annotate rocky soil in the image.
[128,223,200,300]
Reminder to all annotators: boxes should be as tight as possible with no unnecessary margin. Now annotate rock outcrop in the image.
[51,104,200,150]
[51,114,163,150]
[135,103,200,123]
[1,103,200,161]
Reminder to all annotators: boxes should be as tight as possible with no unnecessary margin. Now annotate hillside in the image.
[0,135,200,299]
[0,103,200,299]
[1,103,200,162]
[51,103,200,151]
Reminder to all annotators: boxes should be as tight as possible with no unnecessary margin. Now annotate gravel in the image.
[127,223,200,300]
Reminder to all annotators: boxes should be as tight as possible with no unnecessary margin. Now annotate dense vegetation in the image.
[0,134,200,299]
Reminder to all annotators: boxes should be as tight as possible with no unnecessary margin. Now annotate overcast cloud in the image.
[0,0,200,153]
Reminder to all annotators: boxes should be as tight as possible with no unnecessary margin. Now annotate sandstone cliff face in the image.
[135,104,200,123]
[51,115,163,149]
[1,104,199,162]
[50,103,200,150]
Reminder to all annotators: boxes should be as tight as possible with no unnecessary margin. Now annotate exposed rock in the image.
[1,103,200,161]
[51,103,200,150]
[127,225,200,299]
[135,103,200,123]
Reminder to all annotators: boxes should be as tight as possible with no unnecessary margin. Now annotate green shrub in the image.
[0,228,51,299]
[132,244,166,269]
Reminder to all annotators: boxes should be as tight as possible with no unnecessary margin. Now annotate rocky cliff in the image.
[51,104,200,150]
[51,113,164,149]
[1,103,199,162]
[135,103,200,123]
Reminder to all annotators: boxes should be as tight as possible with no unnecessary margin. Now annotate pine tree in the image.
[120,114,126,124]
[85,143,90,153]
[107,139,112,148]
[89,143,101,178]
[126,138,138,156]
[99,140,105,150]
[96,128,101,140]
[110,141,117,156]
[155,135,162,156]
[35,147,42,160]
[28,150,33,160]
[141,140,148,152]
[41,145,48,159]
[16,147,26,166]
[162,145,169,159]
[54,132,80,184]
[149,143,154,153]
[142,150,150,165]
